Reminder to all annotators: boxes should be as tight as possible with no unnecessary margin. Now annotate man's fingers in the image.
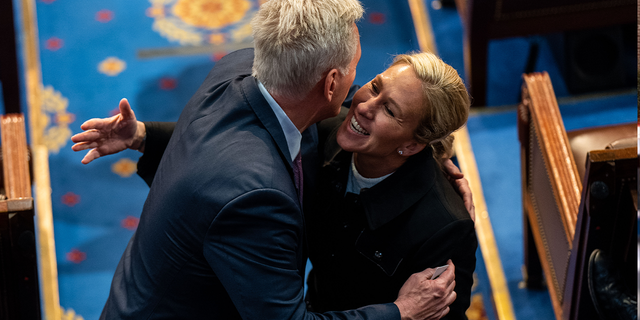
[80,116,118,131]
[433,285,455,320]
[71,141,98,152]
[415,266,437,281]
[467,203,476,222]
[442,159,464,179]
[417,260,455,284]
[445,287,457,307]
[440,304,451,318]
[457,179,472,204]
[455,178,475,220]
[71,129,102,143]
[81,149,102,165]
[447,279,456,294]
[80,118,104,131]
[438,260,455,282]
[119,98,136,121]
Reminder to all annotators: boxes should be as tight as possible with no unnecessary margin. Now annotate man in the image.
[73,1,462,319]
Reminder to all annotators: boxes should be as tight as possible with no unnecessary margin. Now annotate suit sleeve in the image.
[412,220,477,320]
[203,188,400,320]
[137,121,176,186]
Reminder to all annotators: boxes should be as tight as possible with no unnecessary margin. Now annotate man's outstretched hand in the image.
[394,260,457,320]
[71,98,146,164]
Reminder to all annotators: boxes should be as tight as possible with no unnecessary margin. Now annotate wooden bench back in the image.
[518,72,637,320]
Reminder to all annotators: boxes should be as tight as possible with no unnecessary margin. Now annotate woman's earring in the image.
[398,150,403,155]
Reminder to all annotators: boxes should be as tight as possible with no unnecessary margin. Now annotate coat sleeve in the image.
[137,121,176,187]
[411,219,477,320]
[203,188,400,320]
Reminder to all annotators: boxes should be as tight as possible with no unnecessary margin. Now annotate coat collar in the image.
[242,76,294,167]
[326,147,438,231]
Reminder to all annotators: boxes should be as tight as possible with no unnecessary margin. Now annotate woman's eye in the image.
[385,105,395,117]
[371,82,379,94]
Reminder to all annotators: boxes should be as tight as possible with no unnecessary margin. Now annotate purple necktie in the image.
[292,152,303,206]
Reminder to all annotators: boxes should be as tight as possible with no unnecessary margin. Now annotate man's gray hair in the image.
[251,0,363,100]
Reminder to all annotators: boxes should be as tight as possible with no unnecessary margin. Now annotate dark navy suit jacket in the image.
[100,48,399,319]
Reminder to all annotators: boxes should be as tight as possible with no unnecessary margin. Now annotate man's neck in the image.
[272,92,324,133]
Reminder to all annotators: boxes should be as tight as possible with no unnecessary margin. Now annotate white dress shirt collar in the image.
[346,154,393,195]
[257,80,302,161]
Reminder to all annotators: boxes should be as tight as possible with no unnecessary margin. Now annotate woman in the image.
[304,53,475,319]
[72,52,475,319]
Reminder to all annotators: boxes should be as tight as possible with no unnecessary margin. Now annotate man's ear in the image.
[324,69,339,102]
[400,140,427,157]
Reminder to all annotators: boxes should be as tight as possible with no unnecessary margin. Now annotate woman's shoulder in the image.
[411,164,473,225]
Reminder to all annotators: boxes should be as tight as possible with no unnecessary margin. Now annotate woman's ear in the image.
[399,140,427,156]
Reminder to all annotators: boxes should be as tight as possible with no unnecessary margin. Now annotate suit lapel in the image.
[241,76,294,167]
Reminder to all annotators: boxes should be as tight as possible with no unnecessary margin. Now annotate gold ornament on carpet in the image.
[148,0,257,46]
[112,158,138,178]
[59,306,85,320]
[41,85,73,154]
[173,0,251,29]
[98,57,127,76]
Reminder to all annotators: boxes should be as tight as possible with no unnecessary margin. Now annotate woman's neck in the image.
[353,152,407,178]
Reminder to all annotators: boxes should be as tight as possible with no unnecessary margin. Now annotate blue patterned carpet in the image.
[16,0,637,319]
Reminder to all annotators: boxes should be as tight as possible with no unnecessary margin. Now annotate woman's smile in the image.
[349,115,370,135]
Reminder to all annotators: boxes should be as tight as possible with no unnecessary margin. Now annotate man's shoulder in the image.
[219,48,255,63]
[169,124,294,195]
[204,48,255,81]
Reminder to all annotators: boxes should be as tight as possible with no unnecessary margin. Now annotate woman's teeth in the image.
[350,116,369,135]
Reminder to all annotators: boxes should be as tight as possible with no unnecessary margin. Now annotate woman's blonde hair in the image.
[251,0,364,100]
[391,52,470,159]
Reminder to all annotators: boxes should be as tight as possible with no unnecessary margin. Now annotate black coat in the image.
[305,113,477,320]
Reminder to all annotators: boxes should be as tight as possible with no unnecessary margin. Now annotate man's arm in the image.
[136,121,175,186]
[204,189,455,320]
[72,82,360,165]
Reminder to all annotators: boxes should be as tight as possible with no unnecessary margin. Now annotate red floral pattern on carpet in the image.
[121,216,140,230]
[66,249,87,264]
[45,37,63,51]
[61,192,80,207]
[96,10,114,23]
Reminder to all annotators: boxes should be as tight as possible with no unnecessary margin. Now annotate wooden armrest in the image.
[567,122,636,179]
[0,197,33,213]
[1,114,32,200]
